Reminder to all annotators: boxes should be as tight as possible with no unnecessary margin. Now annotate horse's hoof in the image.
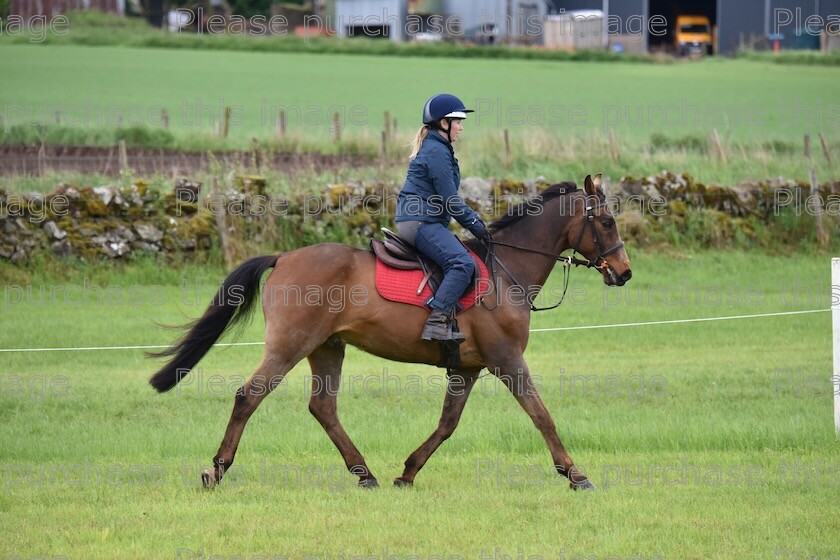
[201,467,220,489]
[393,477,414,488]
[570,479,597,491]
[358,477,379,489]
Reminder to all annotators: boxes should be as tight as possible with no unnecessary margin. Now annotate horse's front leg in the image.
[490,357,595,490]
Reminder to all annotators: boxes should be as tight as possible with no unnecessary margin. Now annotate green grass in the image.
[738,48,840,66]
[2,43,838,184]
[1,44,838,144]
[1,250,838,558]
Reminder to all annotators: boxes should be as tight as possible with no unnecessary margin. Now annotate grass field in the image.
[1,250,838,559]
[1,44,838,144]
[2,32,839,559]
[2,43,839,186]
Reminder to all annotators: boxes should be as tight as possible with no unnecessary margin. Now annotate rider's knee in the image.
[450,255,475,276]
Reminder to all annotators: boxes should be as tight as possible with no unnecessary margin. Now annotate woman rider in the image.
[394,94,491,343]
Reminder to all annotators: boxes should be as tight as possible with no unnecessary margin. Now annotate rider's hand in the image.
[472,221,492,243]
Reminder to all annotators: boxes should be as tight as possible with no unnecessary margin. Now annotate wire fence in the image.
[0,308,829,353]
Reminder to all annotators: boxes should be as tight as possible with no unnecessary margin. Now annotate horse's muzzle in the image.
[617,269,632,286]
[604,267,632,286]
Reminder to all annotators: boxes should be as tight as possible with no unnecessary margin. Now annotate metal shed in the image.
[549,0,840,54]
[331,0,547,42]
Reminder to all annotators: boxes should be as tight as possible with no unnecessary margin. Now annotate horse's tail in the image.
[148,254,279,393]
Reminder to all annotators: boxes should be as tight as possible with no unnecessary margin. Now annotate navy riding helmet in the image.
[422,94,474,125]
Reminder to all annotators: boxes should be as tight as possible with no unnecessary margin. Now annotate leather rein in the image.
[482,199,625,312]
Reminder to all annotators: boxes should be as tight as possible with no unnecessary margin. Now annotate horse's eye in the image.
[601,219,615,229]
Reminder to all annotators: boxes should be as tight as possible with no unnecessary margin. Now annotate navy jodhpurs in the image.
[413,222,475,314]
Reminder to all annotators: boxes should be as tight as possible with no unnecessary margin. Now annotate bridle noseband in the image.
[482,194,624,312]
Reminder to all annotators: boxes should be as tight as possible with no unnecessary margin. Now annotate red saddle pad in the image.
[374,247,490,313]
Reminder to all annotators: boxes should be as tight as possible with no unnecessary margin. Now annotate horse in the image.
[149,174,632,490]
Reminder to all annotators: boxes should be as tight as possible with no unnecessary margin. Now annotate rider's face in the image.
[441,118,464,142]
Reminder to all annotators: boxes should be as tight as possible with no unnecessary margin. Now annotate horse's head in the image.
[570,174,632,287]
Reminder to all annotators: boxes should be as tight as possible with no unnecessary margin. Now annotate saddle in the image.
[369,228,489,313]
[370,228,445,296]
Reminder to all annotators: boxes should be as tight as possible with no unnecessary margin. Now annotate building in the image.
[332,0,548,42]
[548,0,840,54]
[9,0,125,21]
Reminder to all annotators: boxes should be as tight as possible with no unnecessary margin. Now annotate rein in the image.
[487,239,596,268]
[482,199,625,312]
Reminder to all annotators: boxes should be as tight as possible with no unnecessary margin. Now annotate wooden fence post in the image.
[503,129,511,170]
[806,134,830,247]
[38,141,46,177]
[332,112,341,143]
[608,128,620,163]
[819,133,833,166]
[161,108,170,130]
[384,111,391,144]
[276,110,286,139]
[118,140,129,173]
[809,169,829,247]
[219,107,231,139]
[212,177,233,269]
[711,128,727,164]
[251,138,262,171]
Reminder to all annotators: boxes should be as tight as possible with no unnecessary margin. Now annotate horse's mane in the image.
[488,182,578,233]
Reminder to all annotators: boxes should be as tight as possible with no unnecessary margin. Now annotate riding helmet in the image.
[422,94,474,125]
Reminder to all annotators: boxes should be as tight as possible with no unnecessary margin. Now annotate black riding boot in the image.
[421,309,465,342]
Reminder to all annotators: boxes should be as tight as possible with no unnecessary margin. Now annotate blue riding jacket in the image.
[395,132,483,236]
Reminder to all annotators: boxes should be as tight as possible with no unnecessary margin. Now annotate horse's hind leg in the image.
[491,357,594,490]
[307,336,379,487]
[202,351,299,488]
[394,368,480,487]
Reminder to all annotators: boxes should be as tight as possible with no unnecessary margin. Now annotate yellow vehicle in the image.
[675,15,713,56]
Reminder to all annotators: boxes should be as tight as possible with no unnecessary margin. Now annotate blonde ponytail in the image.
[408,125,430,160]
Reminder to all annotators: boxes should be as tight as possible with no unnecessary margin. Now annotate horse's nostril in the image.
[621,270,633,282]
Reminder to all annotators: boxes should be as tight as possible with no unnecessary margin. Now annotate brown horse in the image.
[149,174,632,490]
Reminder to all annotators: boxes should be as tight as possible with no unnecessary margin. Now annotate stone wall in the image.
[1,172,837,264]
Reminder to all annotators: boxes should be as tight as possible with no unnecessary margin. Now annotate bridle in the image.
[572,197,626,273]
[482,195,625,312]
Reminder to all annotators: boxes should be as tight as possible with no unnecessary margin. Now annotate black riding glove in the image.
[471,220,492,243]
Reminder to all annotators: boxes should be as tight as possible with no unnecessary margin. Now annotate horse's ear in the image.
[584,175,595,196]
[593,174,602,190]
